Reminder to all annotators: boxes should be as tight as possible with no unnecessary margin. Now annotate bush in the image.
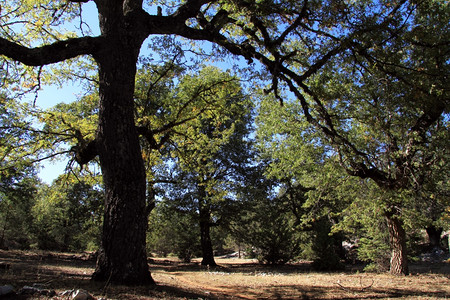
[147,203,201,261]
[310,218,345,271]
[31,179,103,252]
[232,198,301,265]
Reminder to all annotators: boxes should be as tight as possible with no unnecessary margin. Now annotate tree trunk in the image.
[426,225,443,250]
[386,214,409,276]
[200,214,216,266]
[90,22,153,284]
[199,187,216,266]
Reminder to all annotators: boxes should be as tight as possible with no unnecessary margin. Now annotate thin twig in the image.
[336,277,375,293]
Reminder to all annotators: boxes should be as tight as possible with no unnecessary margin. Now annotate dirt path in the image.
[155,271,254,299]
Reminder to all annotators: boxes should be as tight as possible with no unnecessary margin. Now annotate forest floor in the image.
[0,250,449,299]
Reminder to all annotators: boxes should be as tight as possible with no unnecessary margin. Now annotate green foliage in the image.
[357,220,391,272]
[147,202,201,261]
[304,217,343,271]
[140,64,255,262]
[230,170,302,265]
[235,197,301,265]
[147,209,175,257]
[278,180,346,270]
[31,175,103,252]
[39,93,99,172]
[0,95,42,249]
[0,96,45,170]
[256,94,354,268]
[0,167,39,249]
[333,181,419,271]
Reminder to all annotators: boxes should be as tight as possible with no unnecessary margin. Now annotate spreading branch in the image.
[72,139,98,166]
[0,36,102,66]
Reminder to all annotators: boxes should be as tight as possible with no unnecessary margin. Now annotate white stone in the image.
[72,289,93,300]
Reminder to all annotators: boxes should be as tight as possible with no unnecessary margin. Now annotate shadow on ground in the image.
[0,250,212,299]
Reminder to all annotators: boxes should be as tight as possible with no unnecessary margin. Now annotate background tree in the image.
[0,94,42,249]
[408,149,450,251]
[147,190,202,262]
[150,66,254,266]
[32,174,103,252]
[251,1,449,275]
[279,180,346,271]
[0,166,38,250]
[333,180,396,272]
[233,185,302,265]
[256,94,350,269]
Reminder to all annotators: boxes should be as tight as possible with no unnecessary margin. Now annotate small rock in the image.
[0,285,14,296]
[31,283,50,289]
[72,289,94,300]
[19,285,56,297]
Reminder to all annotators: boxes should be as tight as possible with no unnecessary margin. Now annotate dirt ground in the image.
[0,250,449,299]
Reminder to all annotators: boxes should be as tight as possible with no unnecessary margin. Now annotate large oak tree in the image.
[1,0,227,285]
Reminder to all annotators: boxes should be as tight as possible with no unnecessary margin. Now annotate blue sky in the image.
[35,85,80,183]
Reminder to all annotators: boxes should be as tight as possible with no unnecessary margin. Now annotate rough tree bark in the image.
[198,185,217,267]
[89,2,153,285]
[386,212,409,276]
[90,49,153,284]
[199,206,217,267]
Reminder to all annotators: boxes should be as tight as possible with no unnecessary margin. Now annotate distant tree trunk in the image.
[62,220,70,252]
[0,213,9,249]
[386,213,409,275]
[198,187,216,267]
[90,20,153,284]
[426,225,443,249]
[200,218,216,266]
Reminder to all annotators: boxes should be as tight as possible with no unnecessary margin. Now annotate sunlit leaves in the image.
[0,89,99,181]
[1,0,81,45]
[32,174,103,251]
[0,94,44,171]
[169,67,250,181]
[0,0,96,99]
[41,93,98,142]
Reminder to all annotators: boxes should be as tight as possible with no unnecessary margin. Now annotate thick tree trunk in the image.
[90,31,153,284]
[200,212,216,267]
[199,187,216,266]
[386,214,409,276]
